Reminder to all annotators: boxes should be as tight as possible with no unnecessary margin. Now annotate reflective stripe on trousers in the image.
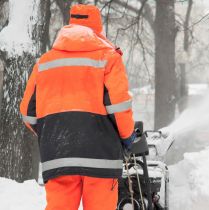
[41,158,123,172]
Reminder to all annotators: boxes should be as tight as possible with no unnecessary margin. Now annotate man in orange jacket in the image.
[20,4,135,210]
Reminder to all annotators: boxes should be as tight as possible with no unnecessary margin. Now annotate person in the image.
[20,4,135,210]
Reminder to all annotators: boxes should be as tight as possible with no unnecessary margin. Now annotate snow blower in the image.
[117,122,174,210]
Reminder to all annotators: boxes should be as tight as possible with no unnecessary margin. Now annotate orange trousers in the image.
[45,175,118,210]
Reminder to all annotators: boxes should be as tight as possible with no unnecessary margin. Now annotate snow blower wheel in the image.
[117,197,142,210]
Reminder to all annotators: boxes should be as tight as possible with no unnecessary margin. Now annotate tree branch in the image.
[114,0,150,43]
[184,0,193,51]
[55,0,73,25]
[100,0,154,30]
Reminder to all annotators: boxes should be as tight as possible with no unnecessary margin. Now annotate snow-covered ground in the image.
[0,178,45,210]
[0,178,82,210]
[1,146,209,210]
[170,147,209,210]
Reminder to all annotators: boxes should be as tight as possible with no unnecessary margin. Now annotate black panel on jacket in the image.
[37,111,123,181]
[103,85,118,132]
[37,111,122,161]
[27,86,36,116]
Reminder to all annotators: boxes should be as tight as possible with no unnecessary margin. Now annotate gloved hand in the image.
[121,131,137,151]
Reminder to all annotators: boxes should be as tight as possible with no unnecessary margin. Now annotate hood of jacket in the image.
[53,24,114,52]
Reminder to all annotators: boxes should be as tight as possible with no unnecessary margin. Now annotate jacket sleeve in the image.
[104,53,135,140]
[20,63,38,134]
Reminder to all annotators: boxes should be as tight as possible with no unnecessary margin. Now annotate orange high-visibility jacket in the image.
[20,24,134,182]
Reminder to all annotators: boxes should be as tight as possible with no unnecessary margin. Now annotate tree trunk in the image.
[0,59,4,118]
[36,0,51,54]
[177,63,188,112]
[55,0,73,25]
[0,53,36,182]
[0,0,9,117]
[0,0,51,182]
[177,0,193,113]
[154,0,177,129]
[0,0,9,32]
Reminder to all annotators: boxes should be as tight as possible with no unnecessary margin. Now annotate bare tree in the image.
[0,0,9,32]
[0,0,51,182]
[0,0,9,118]
[0,52,37,182]
[0,0,94,182]
[154,0,177,129]
[177,0,193,112]
[55,0,73,25]
[100,0,178,129]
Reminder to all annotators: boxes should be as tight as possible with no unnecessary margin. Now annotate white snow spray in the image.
[168,92,209,210]
[165,90,209,164]
[169,92,209,136]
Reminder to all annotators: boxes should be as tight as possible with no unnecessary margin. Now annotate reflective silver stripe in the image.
[106,99,132,114]
[22,115,37,125]
[39,58,107,72]
[41,158,123,172]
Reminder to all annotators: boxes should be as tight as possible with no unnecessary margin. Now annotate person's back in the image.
[20,4,135,210]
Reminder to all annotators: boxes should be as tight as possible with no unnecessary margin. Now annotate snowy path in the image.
[1,147,209,210]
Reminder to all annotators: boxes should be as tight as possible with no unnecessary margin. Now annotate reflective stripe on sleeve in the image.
[39,58,107,72]
[41,158,123,172]
[22,115,37,125]
[106,99,132,114]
